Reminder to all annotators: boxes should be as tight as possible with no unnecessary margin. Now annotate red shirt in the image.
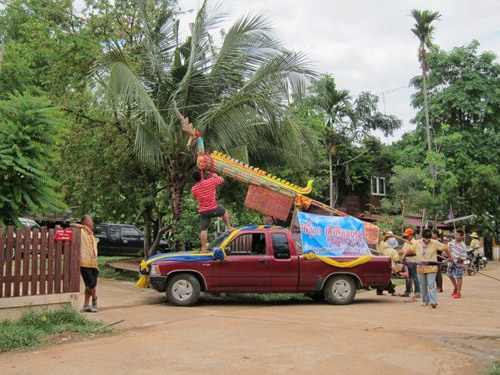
[191,175,224,212]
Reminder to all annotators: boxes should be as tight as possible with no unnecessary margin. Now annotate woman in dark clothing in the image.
[432,229,445,293]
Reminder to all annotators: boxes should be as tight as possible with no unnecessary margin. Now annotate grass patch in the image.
[0,306,111,353]
[98,256,138,282]
[487,361,500,375]
[392,278,406,286]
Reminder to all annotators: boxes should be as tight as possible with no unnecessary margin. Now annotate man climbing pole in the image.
[191,169,233,252]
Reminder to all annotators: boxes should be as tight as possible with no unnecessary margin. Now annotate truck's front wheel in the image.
[324,275,357,305]
[166,273,201,306]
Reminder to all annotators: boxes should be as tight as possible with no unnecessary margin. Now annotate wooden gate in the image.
[0,226,81,298]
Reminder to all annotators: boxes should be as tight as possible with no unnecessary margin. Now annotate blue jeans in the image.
[405,262,421,295]
[418,272,437,304]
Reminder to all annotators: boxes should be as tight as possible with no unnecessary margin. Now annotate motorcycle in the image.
[478,253,488,270]
[465,249,477,276]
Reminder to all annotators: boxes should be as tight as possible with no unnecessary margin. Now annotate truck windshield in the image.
[208,233,229,250]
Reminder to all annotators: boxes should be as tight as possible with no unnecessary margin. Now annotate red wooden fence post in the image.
[22,226,31,296]
[47,229,55,294]
[13,228,22,297]
[4,227,14,297]
[54,239,63,294]
[31,228,40,295]
[63,240,71,292]
[0,228,5,298]
[70,228,81,293]
[40,227,47,295]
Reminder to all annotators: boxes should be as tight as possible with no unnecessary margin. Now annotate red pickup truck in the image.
[148,226,391,306]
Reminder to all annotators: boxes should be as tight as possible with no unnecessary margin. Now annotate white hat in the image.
[386,238,398,249]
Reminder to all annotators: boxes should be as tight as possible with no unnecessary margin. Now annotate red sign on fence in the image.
[55,228,73,241]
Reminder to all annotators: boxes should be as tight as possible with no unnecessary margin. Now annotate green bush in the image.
[0,306,110,353]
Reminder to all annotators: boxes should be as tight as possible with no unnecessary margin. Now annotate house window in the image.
[371,177,386,196]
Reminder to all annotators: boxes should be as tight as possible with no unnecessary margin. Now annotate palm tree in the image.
[410,9,441,151]
[97,0,315,249]
[311,75,353,207]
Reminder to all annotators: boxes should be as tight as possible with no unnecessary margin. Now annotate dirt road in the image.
[1,264,499,375]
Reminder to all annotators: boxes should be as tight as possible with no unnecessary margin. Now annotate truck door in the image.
[270,232,299,291]
[212,231,272,291]
[120,226,143,256]
[94,225,109,255]
[107,225,122,255]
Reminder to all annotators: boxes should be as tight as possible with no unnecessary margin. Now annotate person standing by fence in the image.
[71,215,99,312]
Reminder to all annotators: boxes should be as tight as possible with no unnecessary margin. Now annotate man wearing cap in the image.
[399,228,420,298]
[402,228,452,308]
[376,237,400,296]
[469,232,483,256]
[469,232,483,270]
[377,231,393,253]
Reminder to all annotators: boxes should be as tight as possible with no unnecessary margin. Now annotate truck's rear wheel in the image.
[166,273,201,306]
[323,275,357,305]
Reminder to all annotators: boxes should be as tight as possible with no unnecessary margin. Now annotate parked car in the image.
[94,223,169,256]
[147,226,392,306]
[18,217,41,230]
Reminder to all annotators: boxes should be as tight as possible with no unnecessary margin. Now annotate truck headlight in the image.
[150,264,160,276]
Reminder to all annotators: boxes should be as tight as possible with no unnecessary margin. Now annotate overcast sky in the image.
[177,0,500,142]
[63,0,500,141]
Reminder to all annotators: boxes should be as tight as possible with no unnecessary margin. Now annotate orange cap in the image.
[403,228,414,237]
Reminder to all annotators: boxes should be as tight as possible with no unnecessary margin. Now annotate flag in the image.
[447,204,455,221]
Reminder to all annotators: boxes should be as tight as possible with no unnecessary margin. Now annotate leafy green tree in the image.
[408,41,500,234]
[0,93,66,226]
[309,75,352,207]
[309,75,401,207]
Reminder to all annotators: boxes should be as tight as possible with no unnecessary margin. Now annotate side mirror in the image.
[225,246,231,255]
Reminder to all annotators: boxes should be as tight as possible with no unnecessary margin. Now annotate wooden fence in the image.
[0,226,81,298]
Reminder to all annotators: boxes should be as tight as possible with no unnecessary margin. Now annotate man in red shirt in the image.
[191,170,233,252]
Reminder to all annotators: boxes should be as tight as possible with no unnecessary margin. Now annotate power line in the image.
[375,85,411,96]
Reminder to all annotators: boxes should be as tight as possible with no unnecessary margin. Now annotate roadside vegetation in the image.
[488,361,500,375]
[0,306,111,353]
[98,256,138,282]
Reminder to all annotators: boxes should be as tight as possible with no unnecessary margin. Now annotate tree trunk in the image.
[170,178,186,251]
[423,66,439,222]
[143,208,152,258]
[422,67,432,152]
[332,157,340,207]
[329,153,333,208]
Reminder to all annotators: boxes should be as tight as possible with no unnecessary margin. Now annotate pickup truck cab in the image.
[95,223,168,256]
[148,226,391,306]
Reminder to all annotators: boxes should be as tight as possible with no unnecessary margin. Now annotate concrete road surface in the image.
[1,263,499,375]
